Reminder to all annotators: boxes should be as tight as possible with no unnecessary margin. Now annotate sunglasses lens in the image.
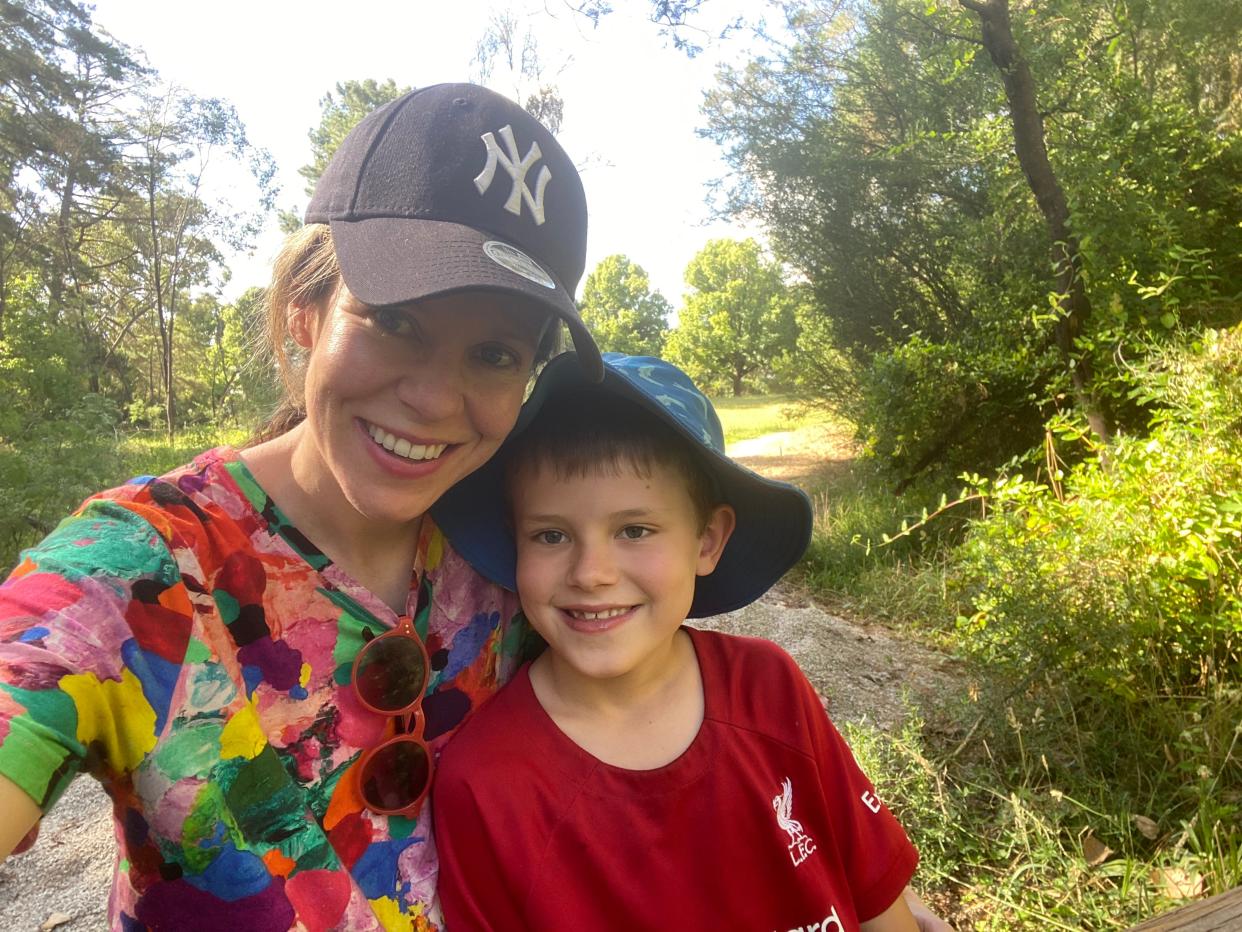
[361,739,431,812]
[355,635,428,712]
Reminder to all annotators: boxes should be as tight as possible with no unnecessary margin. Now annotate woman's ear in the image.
[696,504,737,577]
[287,303,318,349]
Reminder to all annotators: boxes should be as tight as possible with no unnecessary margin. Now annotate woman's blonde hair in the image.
[249,224,341,443]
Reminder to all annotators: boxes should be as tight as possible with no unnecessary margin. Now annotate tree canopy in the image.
[578,254,670,357]
[701,0,1242,479]
[666,238,798,396]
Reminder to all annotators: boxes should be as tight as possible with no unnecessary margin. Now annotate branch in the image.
[956,0,992,16]
[897,10,983,46]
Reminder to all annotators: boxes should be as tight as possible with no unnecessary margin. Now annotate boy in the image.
[431,353,922,931]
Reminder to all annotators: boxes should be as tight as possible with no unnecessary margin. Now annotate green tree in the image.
[579,254,670,357]
[0,0,143,335]
[701,0,1242,479]
[298,79,410,197]
[666,239,797,396]
[121,86,275,436]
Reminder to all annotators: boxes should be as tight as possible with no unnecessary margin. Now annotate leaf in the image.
[40,915,73,932]
[1160,312,1177,329]
[1149,867,1205,899]
[1082,833,1112,867]
[1132,814,1159,839]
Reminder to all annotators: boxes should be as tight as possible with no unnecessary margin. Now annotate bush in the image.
[0,394,126,574]
[951,327,1242,897]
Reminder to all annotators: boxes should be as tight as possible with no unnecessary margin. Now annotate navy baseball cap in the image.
[433,352,814,617]
[306,83,602,381]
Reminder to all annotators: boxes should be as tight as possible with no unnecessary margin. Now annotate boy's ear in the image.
[696,504,736,577]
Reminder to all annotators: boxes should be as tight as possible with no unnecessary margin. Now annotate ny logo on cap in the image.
[474,125,552,226]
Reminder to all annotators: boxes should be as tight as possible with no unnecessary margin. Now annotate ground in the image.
[0,423,962,930]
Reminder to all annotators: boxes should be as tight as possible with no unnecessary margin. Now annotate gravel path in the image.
[0,423,961,929]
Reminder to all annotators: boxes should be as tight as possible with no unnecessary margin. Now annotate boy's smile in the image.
[513,461,734,693]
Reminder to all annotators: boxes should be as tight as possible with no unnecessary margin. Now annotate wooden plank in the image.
[1128,886,1242,931]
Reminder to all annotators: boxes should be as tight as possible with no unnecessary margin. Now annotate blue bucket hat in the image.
[432,352,813,618]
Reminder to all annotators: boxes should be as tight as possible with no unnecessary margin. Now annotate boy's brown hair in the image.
[502,389,719,531]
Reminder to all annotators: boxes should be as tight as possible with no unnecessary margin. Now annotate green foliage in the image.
[956,329,1241,702]
[299,79,410,196]
[792,331,1242,924]
[666,238,798,396]
[702,0,1242,478]
[948,329,1242,901]
[0,394,123,574]
[578,254,670,357]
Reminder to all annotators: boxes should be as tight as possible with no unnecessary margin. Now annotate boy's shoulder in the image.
[689,625,809,687]
[688,626,829,752]
[436,662,571,782]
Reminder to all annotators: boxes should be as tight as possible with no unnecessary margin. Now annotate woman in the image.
[0,84,950,932]
[0,83,601,930]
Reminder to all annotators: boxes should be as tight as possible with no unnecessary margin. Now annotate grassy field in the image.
[711,393,838,445]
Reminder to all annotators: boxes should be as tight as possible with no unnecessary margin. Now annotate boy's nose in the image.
[566,539,619,590]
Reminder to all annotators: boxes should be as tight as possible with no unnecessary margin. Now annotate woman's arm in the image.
[0,774,42,861]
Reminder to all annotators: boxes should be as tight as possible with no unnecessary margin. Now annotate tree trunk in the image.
[959,0,1115,444]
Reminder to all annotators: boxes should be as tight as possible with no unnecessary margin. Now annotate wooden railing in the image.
[1127,886,1242,931]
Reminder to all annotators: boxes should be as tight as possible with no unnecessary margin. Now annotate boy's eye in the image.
[619,526,651,541]
[534,529,566,545]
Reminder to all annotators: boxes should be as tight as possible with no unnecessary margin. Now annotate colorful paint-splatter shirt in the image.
[0,447,530,931]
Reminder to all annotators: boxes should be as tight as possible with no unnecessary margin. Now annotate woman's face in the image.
[293,286,546,529]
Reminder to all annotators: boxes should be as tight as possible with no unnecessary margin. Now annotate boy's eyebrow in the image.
[517,507,658,525]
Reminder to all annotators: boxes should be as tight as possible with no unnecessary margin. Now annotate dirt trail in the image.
[0,424,962,930]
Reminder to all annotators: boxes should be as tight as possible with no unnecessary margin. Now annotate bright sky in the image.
[87,0,765,307]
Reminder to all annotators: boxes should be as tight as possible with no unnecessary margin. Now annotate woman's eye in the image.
[534,529,566,545]
[372,308,414,336]
[476,344,522,370]
[619,526,651,541]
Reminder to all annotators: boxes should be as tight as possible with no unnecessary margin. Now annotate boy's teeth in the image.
[571,607,629,621]
[367,424,447,462]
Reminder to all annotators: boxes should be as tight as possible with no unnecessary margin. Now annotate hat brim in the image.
[432,353,813,618]
[330,217,603,382]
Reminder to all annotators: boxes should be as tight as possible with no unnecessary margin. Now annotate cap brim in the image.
[432,353,813,618]
[330,217,603,382]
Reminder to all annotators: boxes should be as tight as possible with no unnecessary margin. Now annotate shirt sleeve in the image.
[0,497,190,811]
[432,741,530,931]
[795,660,919,921]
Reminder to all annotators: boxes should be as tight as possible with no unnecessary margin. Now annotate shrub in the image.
[952,327,1242,896]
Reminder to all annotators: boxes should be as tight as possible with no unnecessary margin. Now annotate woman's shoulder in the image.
[12,447,247,581]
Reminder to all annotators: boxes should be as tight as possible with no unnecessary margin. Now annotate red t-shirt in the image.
[434,627,917,931]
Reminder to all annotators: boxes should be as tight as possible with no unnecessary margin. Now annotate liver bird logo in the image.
[773,778,805,842]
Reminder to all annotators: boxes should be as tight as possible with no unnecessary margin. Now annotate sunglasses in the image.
[351,614,433,818]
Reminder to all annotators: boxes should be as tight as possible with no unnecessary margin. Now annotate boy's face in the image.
[513,459,734,689]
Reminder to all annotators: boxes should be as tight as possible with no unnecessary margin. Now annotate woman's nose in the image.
[394,355,466,423]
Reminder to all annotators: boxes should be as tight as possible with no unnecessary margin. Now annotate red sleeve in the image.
[432,742,528,931]
[795,659,918,921]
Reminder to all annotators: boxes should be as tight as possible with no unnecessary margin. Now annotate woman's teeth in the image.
[368,424,447,461]
[568,607,630,621]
